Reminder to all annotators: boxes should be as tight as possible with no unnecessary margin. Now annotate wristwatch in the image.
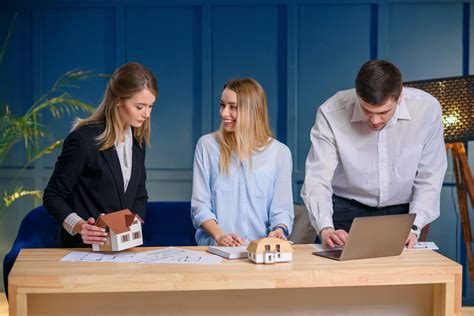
[410,224,421,238]
[273,225,289,238]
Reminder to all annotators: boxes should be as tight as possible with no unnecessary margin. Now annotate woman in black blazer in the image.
[43,62,158,247]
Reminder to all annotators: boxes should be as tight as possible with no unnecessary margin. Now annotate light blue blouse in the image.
[191,133,294,246]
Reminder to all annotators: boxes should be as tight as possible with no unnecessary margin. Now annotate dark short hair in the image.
[355,60,402,105]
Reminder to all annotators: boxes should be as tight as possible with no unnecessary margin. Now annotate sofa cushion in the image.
[289,204,317,244]
[142,201,196,247]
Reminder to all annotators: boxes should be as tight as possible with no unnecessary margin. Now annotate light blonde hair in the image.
[217,78,273,174]
[73,62,158,150]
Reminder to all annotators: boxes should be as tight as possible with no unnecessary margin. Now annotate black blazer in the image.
[43,122,148,247]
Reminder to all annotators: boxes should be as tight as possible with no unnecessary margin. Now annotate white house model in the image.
[247,237,293,264]
[92,209,144,252]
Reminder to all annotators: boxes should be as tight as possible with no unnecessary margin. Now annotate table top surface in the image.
[9,245,462,294]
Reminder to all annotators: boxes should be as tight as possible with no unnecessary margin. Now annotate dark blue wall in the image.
[1,0,473,302]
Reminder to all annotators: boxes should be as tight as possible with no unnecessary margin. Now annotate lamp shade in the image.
[405,75,474,143]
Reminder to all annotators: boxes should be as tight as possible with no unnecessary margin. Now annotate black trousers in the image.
[332,195,409,233]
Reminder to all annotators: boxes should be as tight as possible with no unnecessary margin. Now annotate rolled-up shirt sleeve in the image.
[301,108,340,233]
[269,146,294,234]
[191,139,217,228]
[409,102,447,229]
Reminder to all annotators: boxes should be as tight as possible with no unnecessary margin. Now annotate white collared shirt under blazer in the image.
[191,133,294,246]
[301,87,447,232]
[115,125,133,192]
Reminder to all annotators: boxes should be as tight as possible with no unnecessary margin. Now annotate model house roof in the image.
[247,237,293,253]
[95,209,144,234]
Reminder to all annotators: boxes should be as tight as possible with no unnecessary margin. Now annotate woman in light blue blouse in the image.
[191,78,294,246]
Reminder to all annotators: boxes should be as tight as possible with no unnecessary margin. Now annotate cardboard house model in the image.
[247,237,293,264]
[92,209,144,252]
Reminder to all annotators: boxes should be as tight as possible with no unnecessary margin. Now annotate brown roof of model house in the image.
[95,209,144,234]
[247,237,293,253]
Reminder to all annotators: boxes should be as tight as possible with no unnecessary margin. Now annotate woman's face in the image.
[219,88,238,132]
[117,88,156,129]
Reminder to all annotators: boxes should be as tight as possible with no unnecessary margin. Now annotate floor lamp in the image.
[406,76,474,279]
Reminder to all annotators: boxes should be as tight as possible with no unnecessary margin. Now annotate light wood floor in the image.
[1,291,474,315]
[0,293,7,316]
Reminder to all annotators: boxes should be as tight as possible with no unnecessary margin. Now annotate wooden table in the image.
[8,245,462,315]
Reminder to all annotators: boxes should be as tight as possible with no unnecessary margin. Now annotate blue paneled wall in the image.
[1,0,473,302]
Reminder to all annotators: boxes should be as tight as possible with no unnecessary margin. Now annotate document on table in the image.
[136,247,222,264]
[61,251,141,263]
[61,247,222,264]
[405,241,439,250]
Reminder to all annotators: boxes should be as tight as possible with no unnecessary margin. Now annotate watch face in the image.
[411,224,419,231]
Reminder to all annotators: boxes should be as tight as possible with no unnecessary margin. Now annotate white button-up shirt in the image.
[301,87,447,232]
[115,125,133,192]
[191,133,294,246]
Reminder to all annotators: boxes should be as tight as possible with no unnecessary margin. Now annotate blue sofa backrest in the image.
[3,201,196,297]
[142,201,196,247]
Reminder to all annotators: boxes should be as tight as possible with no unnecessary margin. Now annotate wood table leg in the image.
[455,272,463,316]
[433,274,462,316]
[433,283,450,316]
[8,284,28,316]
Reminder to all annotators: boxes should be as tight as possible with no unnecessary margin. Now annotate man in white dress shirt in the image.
[301,60,447,248]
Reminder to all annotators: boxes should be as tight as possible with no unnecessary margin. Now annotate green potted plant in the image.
[1,13,102,210]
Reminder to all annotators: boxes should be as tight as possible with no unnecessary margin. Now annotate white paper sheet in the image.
[406,241,439,250]
[61,247,222,264]
[136,247,222,264]
[61,251,142,263]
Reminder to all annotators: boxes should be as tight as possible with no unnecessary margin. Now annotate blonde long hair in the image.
[73,62,158,150]
[217,78,273,174]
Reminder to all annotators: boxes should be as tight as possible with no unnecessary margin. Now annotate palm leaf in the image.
[52,69,105,90]
[0,12,16,65]
[35,94,95,117]
[26,71,101,116]
[0,71,101,161]
[27,140,62,164]
[0,111,46,162]
[3,187,42,208]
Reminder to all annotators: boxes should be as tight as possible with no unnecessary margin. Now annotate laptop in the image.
[313,213,415,261]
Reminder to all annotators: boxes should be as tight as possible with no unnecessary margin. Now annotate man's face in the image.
[358,96,399,131]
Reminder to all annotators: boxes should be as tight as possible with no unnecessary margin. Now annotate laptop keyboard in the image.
[314,249,343,260]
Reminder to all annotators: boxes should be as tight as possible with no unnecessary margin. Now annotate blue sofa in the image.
[3,201,196,297]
